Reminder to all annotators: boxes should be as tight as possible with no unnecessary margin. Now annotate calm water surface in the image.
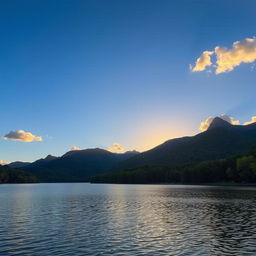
[0,183,256,256]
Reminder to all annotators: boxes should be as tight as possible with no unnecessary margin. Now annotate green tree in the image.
[236,156,256,182]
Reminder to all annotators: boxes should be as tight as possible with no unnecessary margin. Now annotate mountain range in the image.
[112,117,256,171]
[9,149,139,182]
[4,117,256,183]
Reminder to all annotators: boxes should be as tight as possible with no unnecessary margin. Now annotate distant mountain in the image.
[26,155,58,168]
[8,161,31,168]
[16,117,256,183]
[208,117,256,132]
[112,118,256,171]
[22,149,139,182]
[91,147,256,184]
[208,117,233,130]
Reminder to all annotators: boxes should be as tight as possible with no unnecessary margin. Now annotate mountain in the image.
[8,155,57,169]
[15,117,256,183]
[8,161,31,168]
[111,118,256,171]
[22,149,139,182]
[26,155,58,168]
[208,117,256,132]
[91,147,256,184]
[208,117,233,130]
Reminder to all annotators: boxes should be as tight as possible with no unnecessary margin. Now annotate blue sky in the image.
[1,0,256,162]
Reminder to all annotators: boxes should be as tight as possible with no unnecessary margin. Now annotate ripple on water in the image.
[0,184,256,256]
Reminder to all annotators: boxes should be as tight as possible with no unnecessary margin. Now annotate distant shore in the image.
[90,181,256,187]
[1,181,256,187]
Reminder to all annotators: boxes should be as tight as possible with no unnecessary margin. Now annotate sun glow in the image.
[129,120,189,152]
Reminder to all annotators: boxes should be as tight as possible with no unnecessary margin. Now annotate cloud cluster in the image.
[3,130,42,142]
[199,114,240,131]
[107,143,125,153]
[192,37,256,74]
[244,116,256,125]
[70,146,80,151]
[0,160,10,165]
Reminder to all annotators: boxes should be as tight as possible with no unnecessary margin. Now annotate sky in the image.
[0,0,256,162]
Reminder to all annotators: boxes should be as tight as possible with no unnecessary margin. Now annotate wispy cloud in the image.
[199,114,240,131]
[191,37,256,74]
[70,146,80,151]
[107,143,125,153]
[3,130,42,142]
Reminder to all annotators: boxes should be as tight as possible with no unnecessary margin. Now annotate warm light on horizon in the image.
[127,120,192,152]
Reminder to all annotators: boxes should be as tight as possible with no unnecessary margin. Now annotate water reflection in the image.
[0,184,256,255]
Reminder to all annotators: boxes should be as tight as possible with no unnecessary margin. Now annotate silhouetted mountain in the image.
[16,117,256,183]
[112,119,256,171]
[26,155,58,168]
[208,117,233,130]
[8,161,31,168]
[23,149,139,182]
[122,150,140,157]
[92,146,256,184]
[9,155,57,169]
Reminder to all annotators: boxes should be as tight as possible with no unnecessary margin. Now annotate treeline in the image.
[0,165,38,184]
[91,148,256,184]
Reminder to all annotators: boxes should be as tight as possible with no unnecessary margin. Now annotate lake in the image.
[0,183,256,255]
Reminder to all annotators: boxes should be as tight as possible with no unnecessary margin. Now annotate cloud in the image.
[199,117,215,131]
[71,146,80,151]
[107,143,125,153]
[199,114,240,131]
[191,51,214,72]
[0,160,10,165]
[3,130,42,142]
[191,37,256,74]
[244,116,256,125]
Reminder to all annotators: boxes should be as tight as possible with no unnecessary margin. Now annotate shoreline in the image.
[1,181,256,187]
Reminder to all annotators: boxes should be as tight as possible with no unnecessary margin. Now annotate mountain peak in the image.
[44,155,57,161]
[208,117,232,130]
[124,150,140,154]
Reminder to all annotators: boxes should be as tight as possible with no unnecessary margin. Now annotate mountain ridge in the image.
[7,117,256,183]
[20,148,139,182]
[111,119,256,171]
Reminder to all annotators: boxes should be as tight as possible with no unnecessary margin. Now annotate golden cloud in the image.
[70,146,80,151]
[199,115,240,131]
[244,116,256,125]
[191,51,214,72]
[3,130,42,142]
[107,143,125,153]
[192,37,256,74]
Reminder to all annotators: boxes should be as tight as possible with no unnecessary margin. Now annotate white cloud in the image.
[0,160,10,165]
[192,37,256,74]
[244,116,256,125]
[107,143,125,153]
[70,146,80,151]
[199,114,240,131]
[191,51,214,72]
[3,130,42,142]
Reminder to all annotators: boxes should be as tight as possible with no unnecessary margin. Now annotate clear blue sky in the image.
[1,0,256,162]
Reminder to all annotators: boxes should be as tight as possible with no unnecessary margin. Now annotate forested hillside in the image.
[0,165,38,184]
[91,147,256,184]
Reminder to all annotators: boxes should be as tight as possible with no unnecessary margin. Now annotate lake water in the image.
[0,183,256,256]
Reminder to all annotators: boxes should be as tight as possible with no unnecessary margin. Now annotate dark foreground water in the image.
[0,184,256,256]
